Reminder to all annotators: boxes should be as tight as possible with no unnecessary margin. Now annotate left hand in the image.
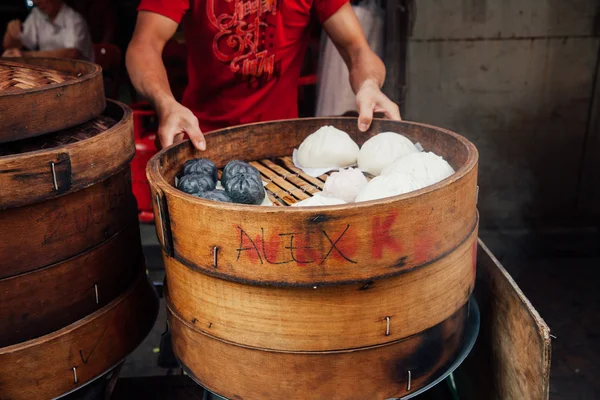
[2,48,23,58]
[355,80,401,132]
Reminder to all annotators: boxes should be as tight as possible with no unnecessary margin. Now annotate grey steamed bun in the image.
[195,189,232,203]
[182,158,218,182]
[177,173,216,195]
[221,160,261,188]
[224,172,265,205]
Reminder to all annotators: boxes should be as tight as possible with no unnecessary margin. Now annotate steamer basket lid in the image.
[0,58,105,143]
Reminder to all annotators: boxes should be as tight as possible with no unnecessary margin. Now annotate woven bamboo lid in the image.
[0,58,105,143]
[0,100,134,209]
[0,60,75,90]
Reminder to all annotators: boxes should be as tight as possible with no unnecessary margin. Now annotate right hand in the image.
[155,99,206,151]
[6,20,22,41]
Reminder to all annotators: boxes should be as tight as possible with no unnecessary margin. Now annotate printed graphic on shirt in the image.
[207,0,280,81]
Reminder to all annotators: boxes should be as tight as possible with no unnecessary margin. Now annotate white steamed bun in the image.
[355,173,422,202]
[381,151,455,187]
[297,126,359,168]
[292,193,346,207]
[357,132,419,176]
[322,168,368,203]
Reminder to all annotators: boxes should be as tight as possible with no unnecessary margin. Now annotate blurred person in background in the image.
[126,0,401,151]
[66,0,116,44]
[2,0,93,60]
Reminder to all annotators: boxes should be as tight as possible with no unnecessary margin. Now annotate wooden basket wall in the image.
[0,273,158,400]
[0,100,134,209]
[0,58,105,143]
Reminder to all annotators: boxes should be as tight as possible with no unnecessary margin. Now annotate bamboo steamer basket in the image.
[147,118,478,398]
[0,58,105,143]
[0,273,158,400]
[148,119,477,286]
[0,97,155,399]
[0,167,137,278]
[168,297,467,400]
[0,100,134,210]
[0,225,142,347]
[0,100,136,277]
[164,223,476,351]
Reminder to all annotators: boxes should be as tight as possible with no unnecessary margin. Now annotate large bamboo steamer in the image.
[147,119,478,286]
[0,58,105,143]
[0,94,155,399]
[0,100,134,210]
[0,167,136,278]
[0,273,158,400]
[167,295,468,400]
[0,100,136,277]
[147,118,478,398]
[0,225,142,347]
[164,221,476,351]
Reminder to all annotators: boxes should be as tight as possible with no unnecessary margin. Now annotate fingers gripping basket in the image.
[147,118,479,399]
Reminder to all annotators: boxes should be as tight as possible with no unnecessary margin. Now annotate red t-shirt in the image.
[138,0,348,132]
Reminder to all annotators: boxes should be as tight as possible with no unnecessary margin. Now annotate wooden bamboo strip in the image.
[260,159,321,195]
[279,156,326,189]
[0,58,104,142]
[250,161,310,201]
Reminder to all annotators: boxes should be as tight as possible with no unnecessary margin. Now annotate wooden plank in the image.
[454,239,551,399]
[260,159,321,195]
[280,156,325,189]
[265,192,283,206]
[250,161,310,201]
[262,182,297,205]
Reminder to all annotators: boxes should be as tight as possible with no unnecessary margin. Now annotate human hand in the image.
[155,99,206,150]
[6,20,22,41]
[355,80,401,132]
[2,48,22,58]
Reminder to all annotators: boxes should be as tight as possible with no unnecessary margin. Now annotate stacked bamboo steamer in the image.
[0,58,158,400]
[147,118,479,399]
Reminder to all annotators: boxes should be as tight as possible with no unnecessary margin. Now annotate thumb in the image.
[357,96,374,132]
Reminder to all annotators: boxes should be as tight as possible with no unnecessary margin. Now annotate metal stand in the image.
[393,299,480,400]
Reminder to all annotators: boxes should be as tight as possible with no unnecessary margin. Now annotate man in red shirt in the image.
[127,0,400,150]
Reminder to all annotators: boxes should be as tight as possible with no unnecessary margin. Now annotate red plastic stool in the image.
[130,102,158,223]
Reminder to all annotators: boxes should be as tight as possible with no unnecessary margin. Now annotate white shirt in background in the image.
[20,4,94,62]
